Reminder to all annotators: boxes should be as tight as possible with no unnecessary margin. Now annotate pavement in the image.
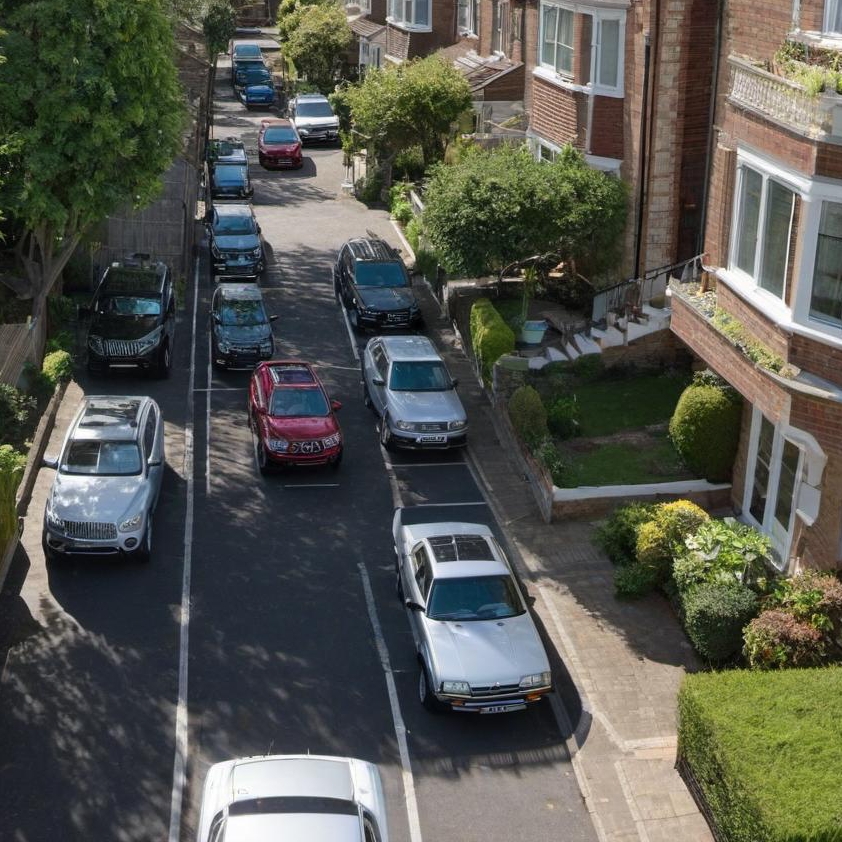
[412,259,716,842]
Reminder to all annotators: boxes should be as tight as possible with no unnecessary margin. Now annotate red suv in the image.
[257,118,303,169]
[249,361,343,473]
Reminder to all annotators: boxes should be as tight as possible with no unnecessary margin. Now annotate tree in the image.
[422,143,629,280]
[284,4,352,92]
[277,0,333,45]
[0,0,187,322]
[339,56,472,174]
[203,0,237,64]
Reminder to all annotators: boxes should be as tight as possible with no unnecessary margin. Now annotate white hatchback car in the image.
[196,754,389,842]
[393,512,553,713]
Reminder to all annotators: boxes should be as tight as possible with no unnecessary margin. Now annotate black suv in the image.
[211,283,276,369]
[83,254,175,377]
[207,203,265,281]
[333,237,422,331]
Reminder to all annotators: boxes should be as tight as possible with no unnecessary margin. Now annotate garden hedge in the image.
[678,668,842,842]
[0,445,26,558]
[507,385,548,447]
[469,297,515,381]
[681,582,759,662]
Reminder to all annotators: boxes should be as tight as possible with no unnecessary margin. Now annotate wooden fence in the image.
[0,319,46,387]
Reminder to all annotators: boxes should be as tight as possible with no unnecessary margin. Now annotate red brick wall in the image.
[789,334,842,388]
[798,0,825,31]
[817,144,842,179]
[591,95,624,159]
[703,144,736,267]
[530,76,583,147]
[478,0,494,55]
[600,326,693,371]
[716,284,790,358]
[726,0,793,65]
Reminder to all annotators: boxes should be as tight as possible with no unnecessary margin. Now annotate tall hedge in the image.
[669,383,742,482]
[0,445,27,557]
[469,297,515,381]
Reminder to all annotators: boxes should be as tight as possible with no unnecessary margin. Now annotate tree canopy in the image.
[284,4,352,92]
[338,56,472,171]
[422,143,629,280]
[203,0,237,63]
[0,0,187,317]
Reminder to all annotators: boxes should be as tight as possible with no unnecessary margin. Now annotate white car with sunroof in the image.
[393,512,552,713]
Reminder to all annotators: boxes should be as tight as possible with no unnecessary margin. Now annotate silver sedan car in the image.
[41,395,164,563]
[393,512,553,713]
[362,335,467,450]
[196,754,389,842]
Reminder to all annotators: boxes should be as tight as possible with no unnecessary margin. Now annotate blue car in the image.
[210,163,253,199]
[240,81,275,108]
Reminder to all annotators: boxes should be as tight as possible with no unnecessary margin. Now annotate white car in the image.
[196,754,389,842]
[393,513,553,713]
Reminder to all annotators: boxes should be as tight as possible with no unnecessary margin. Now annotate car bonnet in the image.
[385,387,465,424]
[50,472,145,522]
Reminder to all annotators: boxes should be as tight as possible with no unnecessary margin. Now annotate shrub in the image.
[743,609,826,669]
[571,353,604,383]
[0,384,37,451]
[414,248,439,283]
[669,382,742,482]
[546,396,580,440]
[682,582,759,662]
[635,500,710,585]
[678,668,842,842]
[0,445,27,557]
[534,436,567,486]
[356,171,383,204]
[389,182,414,225]
[42,350,73,385]
[595,502,659,567]
[405,217,421,252]
[48,294,77,325]
[46,330,74,355]
[614,561,660,599]
[765,570,842,634]
[672,518,771,594]
[469,297,515,381]
[507,385,548,448]
[393,145,425,181]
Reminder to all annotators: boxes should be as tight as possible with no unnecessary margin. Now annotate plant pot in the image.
[520,319,548,344]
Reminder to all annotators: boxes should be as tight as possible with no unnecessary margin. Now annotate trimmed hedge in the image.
[0,445,26,558]
[669,382,742,482]
[470,297,515,381]
[42,350,73,385]
[596,502,658,567]
[678,668,842,842]
[681,582,759,662]
[507,385,548,448]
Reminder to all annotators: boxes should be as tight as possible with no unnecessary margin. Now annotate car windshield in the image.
[354,262,407,288]
[215,165,245,185]
[426,575,524,621]
[219,299,267,326]
[389,361,451,391]
[61,440,142,476]
[99,296,161,316]
[295,100,334,118]
[264,127,298,143]
[270,387,329,417]
[214,215,256,236]
[240,67,269,80]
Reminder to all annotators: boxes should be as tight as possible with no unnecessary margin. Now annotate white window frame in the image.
[536,1,625,97]
[357,0,371,12]
[825,0,842,35]
[387,0,431,31]
[458,0,478,34]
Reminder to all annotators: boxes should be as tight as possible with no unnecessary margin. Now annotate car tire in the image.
[333,273,342,303]
[42,538,59,564]
[379,414,395,452]
[134,517,152,563]
[419,662,445,713]
[156,341,171,379]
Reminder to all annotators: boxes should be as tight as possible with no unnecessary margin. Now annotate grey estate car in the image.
[42,396,165,563]
[393,513,552,713]
[362,335,467,450]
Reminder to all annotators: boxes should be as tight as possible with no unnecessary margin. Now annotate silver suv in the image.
[362,335,467,450]
[42,395,165,563]
[288,93,339,143]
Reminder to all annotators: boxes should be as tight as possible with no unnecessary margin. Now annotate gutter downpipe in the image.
[633,32,651,280]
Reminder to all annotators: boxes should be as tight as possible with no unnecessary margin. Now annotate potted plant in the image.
[518,266,548,344]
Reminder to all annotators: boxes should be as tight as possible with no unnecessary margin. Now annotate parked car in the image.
[288,92,340,143]
[238,80,276,108]
[42,395,165,564]
[362,335,467,450]
[248,360,343,473]
[233,62,271,91]
[392,513,552,713]
[196,754,389,842]
[258,118,303,169]
[82,253,175,377]
[210,283,276,369]
[210,162,253,199]
[334,237,421,330]
[207,203,265,281]
[230,42,263,83]
[207,137,248,166]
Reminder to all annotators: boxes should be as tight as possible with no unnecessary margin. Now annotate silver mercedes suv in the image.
[42,395,165,563]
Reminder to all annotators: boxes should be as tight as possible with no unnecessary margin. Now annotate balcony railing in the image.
[728,55,842,141]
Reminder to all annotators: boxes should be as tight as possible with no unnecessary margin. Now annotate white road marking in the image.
[193,386,248,392]
[386,461,468,469]
[340,304,359,361]
[407,501,487,508]
[206,331,212,497]
[282,483,340,488]
[358,562,423,842]
[167,256,199,842]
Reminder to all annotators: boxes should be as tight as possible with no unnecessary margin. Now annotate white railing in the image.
[728,55,842,140]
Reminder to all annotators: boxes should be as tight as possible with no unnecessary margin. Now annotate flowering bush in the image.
[635,500,709,585]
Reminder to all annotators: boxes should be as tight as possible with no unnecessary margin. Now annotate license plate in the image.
[481,704,526,714]
[419,434,446,443]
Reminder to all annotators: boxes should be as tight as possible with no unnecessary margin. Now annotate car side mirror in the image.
[331,399,342,412]
[42,454,58,469]
[372,376,384,387]
[148,457,162,468]
[404,599,424,612]
[211,313,221,324]
[269,314,278,322]
[256,223,261,233]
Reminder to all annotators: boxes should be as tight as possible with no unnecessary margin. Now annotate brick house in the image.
[670,0,842,572]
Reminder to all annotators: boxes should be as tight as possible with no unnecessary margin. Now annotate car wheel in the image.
[135,516,152,563]
[156,341,171,379]
[333,273,342,303]
[379,414,395,452]
[419,663,445,713]
[42,537,59,564]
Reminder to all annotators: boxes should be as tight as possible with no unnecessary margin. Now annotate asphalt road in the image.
[0,68,598,842]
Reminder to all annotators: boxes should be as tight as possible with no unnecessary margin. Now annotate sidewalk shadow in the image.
[0,544,42,662]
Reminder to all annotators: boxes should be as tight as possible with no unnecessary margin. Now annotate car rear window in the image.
[263,127,298,143]
[62,441,142,476]
[388,361,451,391]
[270,387,329,417]
[354,262,407,288]
[426,575,523,621]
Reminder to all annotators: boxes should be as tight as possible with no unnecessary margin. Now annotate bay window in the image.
[809,201,842,326]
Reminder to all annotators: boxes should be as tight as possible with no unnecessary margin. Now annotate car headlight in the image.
[448,419,467,431]
[395,419,414,431]
[323,432,341,448]
[136,327,162,354]
[87,334,104,354]
[46,505,64,530]
[267,437,289,453]
[519,671,551,689]
[441,680,471,695]
[119,513,143,533]
[252,246,262,259]
[217,338,231,353]
[298,127,310,135]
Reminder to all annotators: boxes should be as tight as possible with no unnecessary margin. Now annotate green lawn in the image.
[573,372,690,436]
